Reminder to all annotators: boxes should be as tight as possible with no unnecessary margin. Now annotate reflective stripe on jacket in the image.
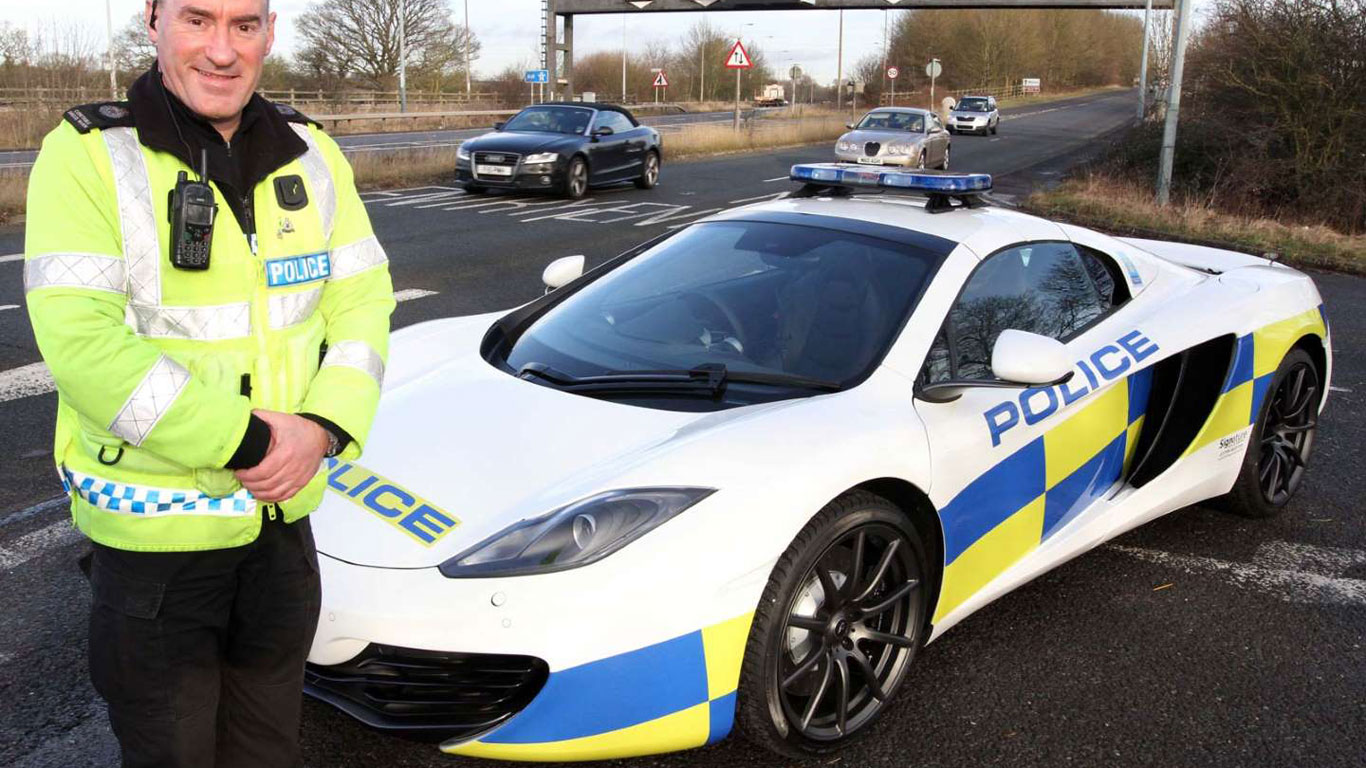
[25,119,395,552]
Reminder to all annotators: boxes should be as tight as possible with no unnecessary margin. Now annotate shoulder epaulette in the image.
[63,101,135,134]
[271,102,322,129]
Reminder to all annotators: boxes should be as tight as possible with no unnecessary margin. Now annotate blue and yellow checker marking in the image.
[935,309,1326,624]
[323,458,459,546]
[1184,307,1327,458]
[936,371,1148,622]
[445,613,753,761]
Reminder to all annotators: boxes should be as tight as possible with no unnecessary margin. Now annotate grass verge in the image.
[1025,174,1365,275]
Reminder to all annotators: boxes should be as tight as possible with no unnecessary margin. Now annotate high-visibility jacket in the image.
[24,105,395,552]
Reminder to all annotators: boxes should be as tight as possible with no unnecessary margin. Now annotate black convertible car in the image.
[455,103,662,199]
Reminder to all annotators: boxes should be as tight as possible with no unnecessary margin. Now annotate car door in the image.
[611,113,651,178]
[913,241,1139,625]
[586,111,631,181]
[927,115,948,164]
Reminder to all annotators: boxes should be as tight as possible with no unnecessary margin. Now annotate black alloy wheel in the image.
[564,157,589,200]
[737,492,926,758]
[1257,356,1319,505]
[1222,347,1321,518]
[635,151,660,189]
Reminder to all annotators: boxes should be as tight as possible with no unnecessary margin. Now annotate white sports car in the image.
[304,165,1332,761]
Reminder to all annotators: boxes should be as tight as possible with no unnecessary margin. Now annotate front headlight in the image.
[524,152,559,164]
[836,139,857,153]
[887,141,916,156]
[439,487,715,578]
[457,145,470,161]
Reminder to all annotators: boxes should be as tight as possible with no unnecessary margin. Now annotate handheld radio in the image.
[168,149,216,270]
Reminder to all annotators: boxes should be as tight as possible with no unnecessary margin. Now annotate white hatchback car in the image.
[304,165,1331,762]
[949,95,999,135]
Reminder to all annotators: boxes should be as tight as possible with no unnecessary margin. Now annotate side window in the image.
[1076,245,1131,309]
[929,242,1107,382]
[599,112,634,133]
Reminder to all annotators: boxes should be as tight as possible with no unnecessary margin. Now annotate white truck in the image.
[756,83,787,106]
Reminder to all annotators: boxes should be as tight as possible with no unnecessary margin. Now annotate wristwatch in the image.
[322,427,343,458]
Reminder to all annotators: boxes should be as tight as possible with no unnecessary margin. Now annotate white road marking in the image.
[0,362,56,403]
[393,288,438,303]
[763,176,790,182]
[0,304,18,311]
[1330,386,1351,393]
[0,496,69,529]
[0,253,24,264]
[1109,540,1366,607]
[0,519,83,571]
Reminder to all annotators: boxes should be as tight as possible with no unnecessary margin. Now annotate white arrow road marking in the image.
[1109,540,1366,607]
[0,362,56,403]
[393,288,438,302]
[0,519,83,571]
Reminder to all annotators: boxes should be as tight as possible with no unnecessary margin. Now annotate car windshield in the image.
[503,106,594,135]
[502,220,940,404]
[855,111,925,133]
[955,99,990,112]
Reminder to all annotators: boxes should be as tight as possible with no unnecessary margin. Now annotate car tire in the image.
[991,121,998,136]
[463,184,487,194]
[735,490,927,759]
[563,156,589,200]
[916,152,926,170]
[1220,348,1322,518]
[634,150,660,190]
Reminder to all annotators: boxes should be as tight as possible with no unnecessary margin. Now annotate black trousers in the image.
[87,514,322,768]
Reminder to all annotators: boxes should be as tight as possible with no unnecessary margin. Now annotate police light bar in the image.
[790,163,992,193]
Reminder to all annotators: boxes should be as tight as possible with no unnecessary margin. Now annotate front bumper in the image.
[456,159,564,190]
[306,551,759,762]
[832,149,919,167]
[951,118,988,133]
[304,645,548,741]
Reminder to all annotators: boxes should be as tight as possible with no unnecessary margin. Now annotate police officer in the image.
[23,0,394,765]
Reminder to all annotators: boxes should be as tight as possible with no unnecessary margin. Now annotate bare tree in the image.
[294,0,479,90]
[112,13,156,79]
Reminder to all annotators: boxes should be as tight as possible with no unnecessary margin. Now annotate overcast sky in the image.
[1,1,1210,85]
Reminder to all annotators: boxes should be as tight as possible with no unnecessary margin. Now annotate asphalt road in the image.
[1,89,1363,767]
[0,108,779,169]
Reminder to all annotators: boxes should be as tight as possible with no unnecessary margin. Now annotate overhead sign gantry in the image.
[543,0,1173,100]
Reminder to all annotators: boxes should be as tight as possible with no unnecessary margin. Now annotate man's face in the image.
[147,0,274,129]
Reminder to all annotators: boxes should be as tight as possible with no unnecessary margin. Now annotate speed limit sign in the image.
[886,66,899,79]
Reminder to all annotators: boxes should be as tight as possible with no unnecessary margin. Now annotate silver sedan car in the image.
[948,95,999,135]
[834,107,951,169]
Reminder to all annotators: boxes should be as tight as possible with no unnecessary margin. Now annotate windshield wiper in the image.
[517,362,842,398]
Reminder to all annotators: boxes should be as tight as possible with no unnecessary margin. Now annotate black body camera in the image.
[168,152,216,270]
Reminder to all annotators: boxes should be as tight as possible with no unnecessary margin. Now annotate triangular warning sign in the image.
[725,39,753,69]
[653,71,669,88]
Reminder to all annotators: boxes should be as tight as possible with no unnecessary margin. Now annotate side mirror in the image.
[493,121,506,130]
[542,255,585,292]
[592,126,615,138]
[992,330,1073,385]
[845,122,855,129]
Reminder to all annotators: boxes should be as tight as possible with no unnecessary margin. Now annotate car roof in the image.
[862,106,932,116]
[531,101,639,124]
[702,194,1067,258]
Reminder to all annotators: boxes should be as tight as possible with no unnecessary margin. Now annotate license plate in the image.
[857,157,883,165]
[476,165,513,176]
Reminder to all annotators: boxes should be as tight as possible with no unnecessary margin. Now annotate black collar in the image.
[126,65,307,195]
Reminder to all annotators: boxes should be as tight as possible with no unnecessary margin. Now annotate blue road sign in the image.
[525,69,550,84]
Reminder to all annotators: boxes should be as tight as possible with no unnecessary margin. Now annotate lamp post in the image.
[105,0,117,100]
[1137,0,1153,121]
[464,0,471,99]
[835,9,844,111]
[398,0,408,113]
